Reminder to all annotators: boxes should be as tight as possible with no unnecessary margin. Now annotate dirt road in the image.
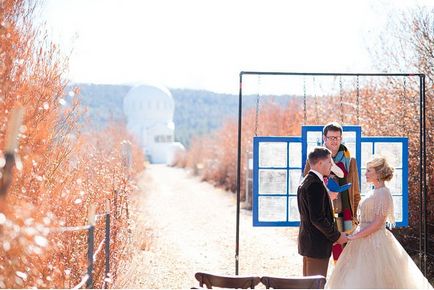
[115,165,303,288]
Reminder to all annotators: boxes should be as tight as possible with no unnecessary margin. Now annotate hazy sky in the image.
[40,0,433,94]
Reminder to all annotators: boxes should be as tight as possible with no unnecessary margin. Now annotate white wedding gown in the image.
[325,187,433,289]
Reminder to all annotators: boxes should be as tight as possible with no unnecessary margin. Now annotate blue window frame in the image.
[253,126,408,227]
[361,137,409,227]
[253,136,302,226]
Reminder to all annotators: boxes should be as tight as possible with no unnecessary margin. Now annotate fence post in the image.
[87,205,96,289]
[113,189,119,219]
[0,106,24,199]
[104,200,110,289]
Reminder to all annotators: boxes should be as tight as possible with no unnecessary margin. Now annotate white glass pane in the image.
[288,196,300,221]
[259,142,287,167]
[342,131,356,143]
[392,196,403,222]
[374,142,403,168]
[306,131,323,164]
[342,131,357,158]
[306,143,317,160]
[258,196,287,222]
[288,169,302,194]
[288,142,302,167]
[259,169,287,194]
[387,169,402,194]
[345,143,356,159]
[307,131,322,145]
[360,168,372,194]
[361,142,373,166]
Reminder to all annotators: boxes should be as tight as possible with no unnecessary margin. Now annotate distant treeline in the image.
[71,83,299,147]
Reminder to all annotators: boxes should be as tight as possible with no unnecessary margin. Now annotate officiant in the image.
[303,122,361,261]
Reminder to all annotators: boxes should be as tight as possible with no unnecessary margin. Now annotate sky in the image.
[39,0,433,94]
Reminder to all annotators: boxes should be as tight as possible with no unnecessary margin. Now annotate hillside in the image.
[72,83,297,147]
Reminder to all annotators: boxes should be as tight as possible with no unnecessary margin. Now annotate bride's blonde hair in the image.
[367,155,394,182]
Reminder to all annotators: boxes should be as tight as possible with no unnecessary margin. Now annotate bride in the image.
[325,156,432,289]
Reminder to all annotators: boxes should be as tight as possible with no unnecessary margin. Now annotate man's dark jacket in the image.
[297,171,341,259]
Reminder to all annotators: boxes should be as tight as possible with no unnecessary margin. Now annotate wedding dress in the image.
[325,187,433,289]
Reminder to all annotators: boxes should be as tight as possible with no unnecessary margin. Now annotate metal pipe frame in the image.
[235,71,427,275]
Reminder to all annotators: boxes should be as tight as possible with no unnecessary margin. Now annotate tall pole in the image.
[421,75,427,276]
[104,200,111,288]
[235,72,243,275]
[87,205,96,289]
[418,75,424,273]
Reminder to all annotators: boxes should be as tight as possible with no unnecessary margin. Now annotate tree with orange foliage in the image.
[181,98,303,200]
[371,6,434,281]
[0,1,144,288]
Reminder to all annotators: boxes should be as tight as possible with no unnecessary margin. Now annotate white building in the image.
[123,84,184,164]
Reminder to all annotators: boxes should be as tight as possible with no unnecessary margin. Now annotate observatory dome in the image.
[123,84,175,122]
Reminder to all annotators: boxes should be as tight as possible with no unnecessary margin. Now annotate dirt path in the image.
[114,164,303,289]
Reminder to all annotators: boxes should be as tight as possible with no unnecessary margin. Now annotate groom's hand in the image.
[328,191,338,201]
[335,232,348,245]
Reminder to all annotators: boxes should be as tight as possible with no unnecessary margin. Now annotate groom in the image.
[297,147,347,277]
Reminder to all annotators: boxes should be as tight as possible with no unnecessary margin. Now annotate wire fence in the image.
[0,108,135,289]
[0,205,114,288]
[50,205,112,289]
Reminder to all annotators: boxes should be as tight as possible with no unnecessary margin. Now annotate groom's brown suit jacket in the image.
[297,171,341,259]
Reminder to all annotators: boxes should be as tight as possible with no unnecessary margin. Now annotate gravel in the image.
[114,164,304,289]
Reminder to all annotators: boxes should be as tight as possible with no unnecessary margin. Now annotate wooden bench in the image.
[194,272,261,289]
[194,272,326,289]
[260,275,326,289]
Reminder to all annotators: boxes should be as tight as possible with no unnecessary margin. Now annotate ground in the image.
[114,164,305,289]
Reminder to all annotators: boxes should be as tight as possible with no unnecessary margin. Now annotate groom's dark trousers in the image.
[303,256,330,277]
[297,171,341,277]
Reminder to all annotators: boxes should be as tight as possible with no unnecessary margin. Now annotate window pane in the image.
[392,196,403,222]
[289,142,301,167]
[361,142,373,166]
[258,196,287,222]
[342,131,356,143]
[259,169,287,194]
[288,169,302,194]
[374,142,403,167]
[387,169,402,194]
[360,168,371,194]
[306,131,322,158]
[259,142,287,167]
[342,131,357,159]
[307,131,322,145]
[288,196,300,221]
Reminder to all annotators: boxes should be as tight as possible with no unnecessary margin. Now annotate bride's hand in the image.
[347,235,356,240]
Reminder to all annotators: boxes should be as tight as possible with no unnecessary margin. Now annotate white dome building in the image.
[123,84,184,164]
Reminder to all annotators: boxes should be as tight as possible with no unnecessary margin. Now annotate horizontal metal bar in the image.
[51,225,91,233]
[93,239,105,262]
[240,71,423,77]
[50,212,107,232]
